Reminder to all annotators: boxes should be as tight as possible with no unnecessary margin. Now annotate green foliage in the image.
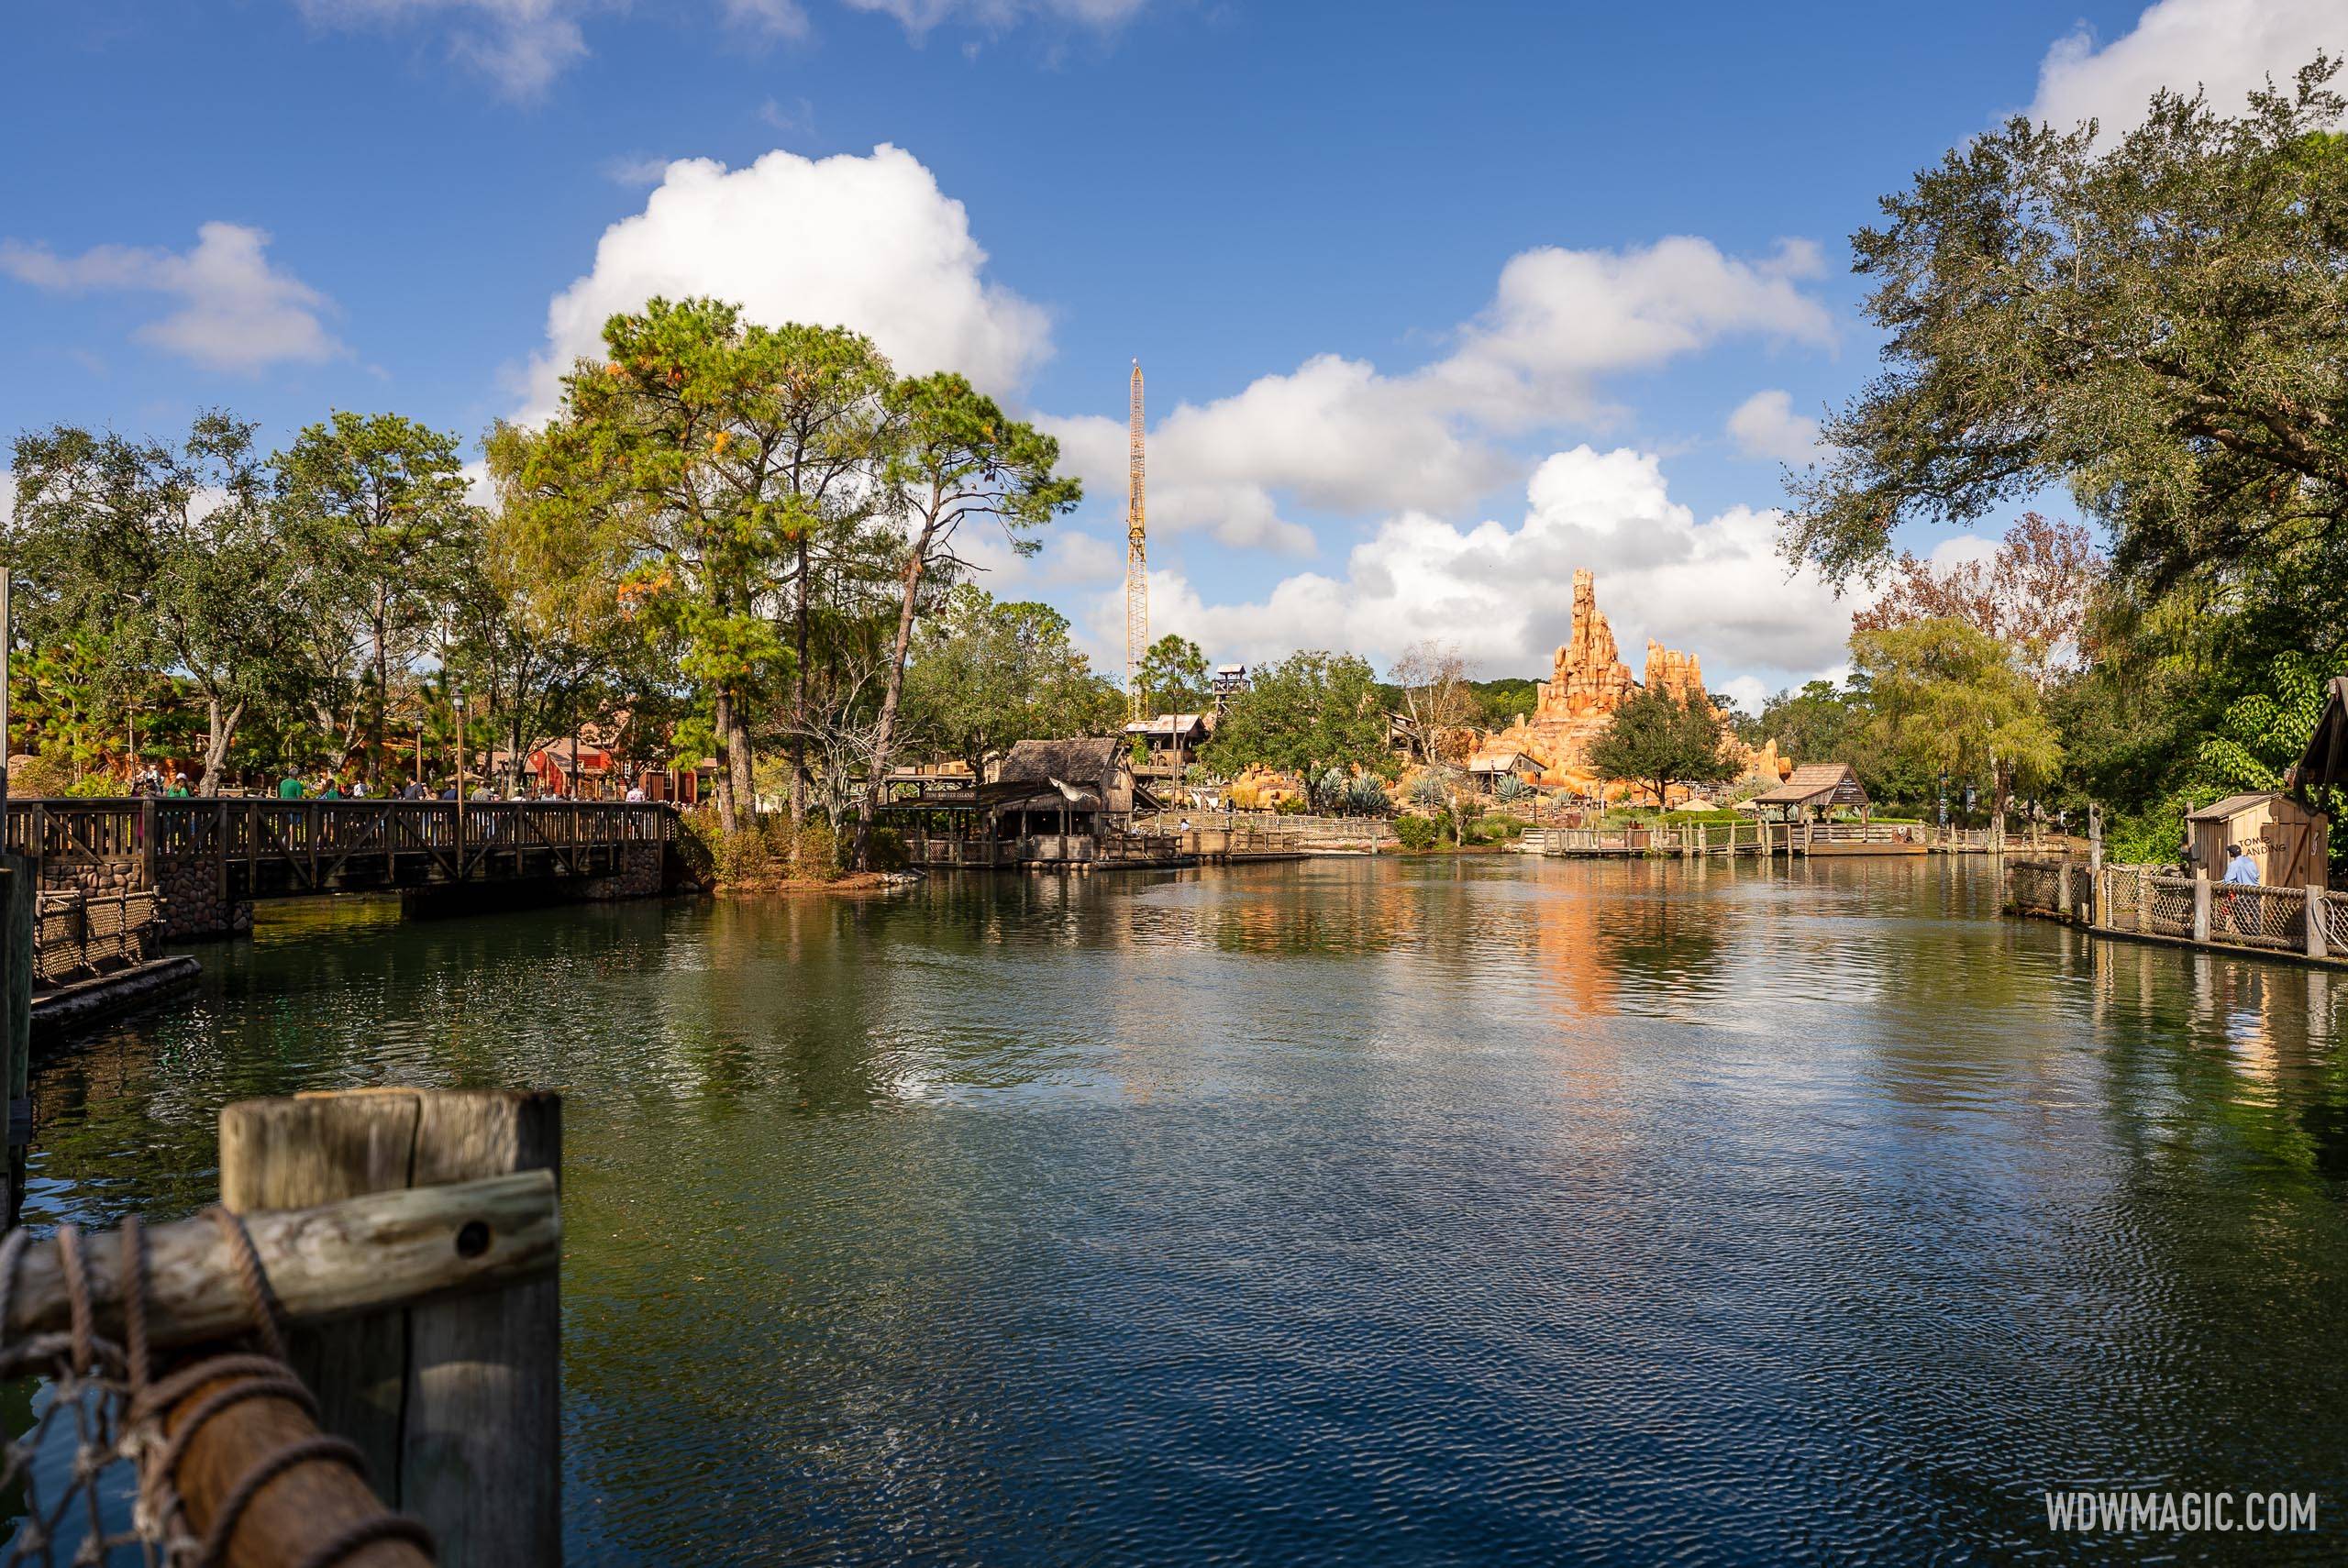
[681,810,848,884]
[1469,678,1540,729]
[277,409,482,782]
[1755,680,1859,764]
[1492,774,1534,806]
[1393,814,1439,851]
[2196,651,2332,793]
[1135,634,1210,713]
[11,753,74,798]
[1204,649,1390,811]
[860,370,1080,867]
[864,826,908,873]
[501,299,896,822]
[1588,688,1737,808]
[6,412,317,790]
[902,586,1121,773]
[1789,56,2348,601]
[1850,618,2061,815]
[1343,774,1390,815]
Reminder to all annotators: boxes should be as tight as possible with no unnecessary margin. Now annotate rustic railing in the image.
[1134,810,1390,846]
[2008,859,2348,964]
[32,888,158,987]
[3,797,673,865]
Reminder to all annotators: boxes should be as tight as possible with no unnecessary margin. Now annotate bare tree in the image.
[1850,513,2103,690]
[1390,640,1479,764]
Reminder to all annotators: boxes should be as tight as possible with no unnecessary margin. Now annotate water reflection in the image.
[19,858,2348,1563]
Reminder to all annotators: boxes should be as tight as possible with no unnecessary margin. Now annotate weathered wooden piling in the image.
[1,852,29,1226]
[220,1088,564,1567]
[2,1170,555,1567]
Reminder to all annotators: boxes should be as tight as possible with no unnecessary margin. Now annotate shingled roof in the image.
[1749,762,1868,809]
[996,737,1124,787]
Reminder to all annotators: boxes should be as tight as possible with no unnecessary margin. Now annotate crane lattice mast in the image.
[1124,359,1148,723]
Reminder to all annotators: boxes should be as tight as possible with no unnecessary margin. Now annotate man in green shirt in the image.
[278,772,305,800]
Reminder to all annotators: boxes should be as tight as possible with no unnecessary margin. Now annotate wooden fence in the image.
[2007,858,2348,962]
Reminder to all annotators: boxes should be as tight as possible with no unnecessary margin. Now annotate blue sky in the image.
[5,0,2342,707]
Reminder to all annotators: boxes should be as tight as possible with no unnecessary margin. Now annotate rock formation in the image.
[1534,570,1639,722]
[1642,641,1711,712]
[1481,568,1781,800]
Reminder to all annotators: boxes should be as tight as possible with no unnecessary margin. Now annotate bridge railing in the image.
[2,798,676,869]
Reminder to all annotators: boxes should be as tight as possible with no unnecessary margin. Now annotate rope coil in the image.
[0,1206,437,1568]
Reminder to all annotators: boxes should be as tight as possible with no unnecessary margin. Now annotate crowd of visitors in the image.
[114,762,656,801]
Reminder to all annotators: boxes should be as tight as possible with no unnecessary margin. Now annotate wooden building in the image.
[1744,762,1924,856]
[1466,748,1543,792]
[882,737,1169,867]
[2185,792,2328,887]
[1124,713,1213,778]
[1747,762,1869,822]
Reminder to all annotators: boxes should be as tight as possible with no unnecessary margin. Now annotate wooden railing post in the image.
[2307,887,2327,960]
[220,1088,562,1567]
[2193,878,2212,944]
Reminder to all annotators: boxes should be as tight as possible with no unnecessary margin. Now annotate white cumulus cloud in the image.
[1046,237,1835,553]
[1039,530,1123,586]
[1726,389,1822,464]
[518,144,1051,420]
[0,221,343,373]
[2032,0,2347,138]
[1087,446,1852,691]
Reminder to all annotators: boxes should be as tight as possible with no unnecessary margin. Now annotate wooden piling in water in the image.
[220,1088,563,1568]
[1,853,30,1226]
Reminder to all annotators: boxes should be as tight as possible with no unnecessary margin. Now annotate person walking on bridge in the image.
[277,770,305,800]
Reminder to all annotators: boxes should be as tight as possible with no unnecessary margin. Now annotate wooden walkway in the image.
[7,798,678,937]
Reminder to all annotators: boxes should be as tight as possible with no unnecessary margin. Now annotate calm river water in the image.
[26,856,2348,1562]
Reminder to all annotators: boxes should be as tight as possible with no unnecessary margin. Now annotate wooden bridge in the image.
[6,797,679,938]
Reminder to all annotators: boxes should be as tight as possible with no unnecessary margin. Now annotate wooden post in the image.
[2307,886,2327,960]
[2137,868,2152,935]
[2193,878,2211,944]
[4,851,28,1213]
[220,1088,562,1568]
[2088,804,2104,928]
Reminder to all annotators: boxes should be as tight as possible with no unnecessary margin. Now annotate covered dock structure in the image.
[1746,762,1924,856]
[880,738,1182,870]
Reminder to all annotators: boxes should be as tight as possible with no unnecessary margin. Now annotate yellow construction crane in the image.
[1124,359,1148,723]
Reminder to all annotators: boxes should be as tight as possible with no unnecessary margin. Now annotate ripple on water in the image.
[21,857,2348,1564]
